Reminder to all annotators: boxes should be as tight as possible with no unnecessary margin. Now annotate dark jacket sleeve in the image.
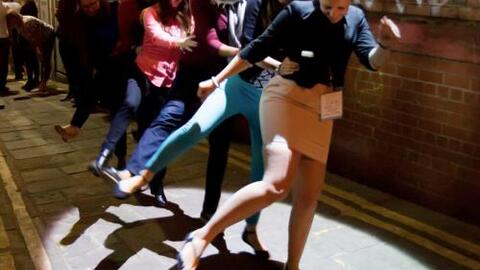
[239,4,292,64]
[240,0,261,47]
[352,8,377,70]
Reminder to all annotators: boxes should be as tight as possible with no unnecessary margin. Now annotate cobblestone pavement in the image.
[0,77,479,270]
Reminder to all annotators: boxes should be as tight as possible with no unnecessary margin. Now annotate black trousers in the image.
[0,38,10,91]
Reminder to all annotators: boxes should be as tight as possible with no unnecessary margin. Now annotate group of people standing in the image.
[47,0,402,268]
[0,0,55,95]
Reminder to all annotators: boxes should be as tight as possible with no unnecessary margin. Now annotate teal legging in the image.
[145,74,263,225]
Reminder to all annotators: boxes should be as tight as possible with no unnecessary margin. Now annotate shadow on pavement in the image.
[167,252,285,270]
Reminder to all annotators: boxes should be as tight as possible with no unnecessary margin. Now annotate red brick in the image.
[464,92,479,105]
[421,107,438,119]
[378,120,404,134]
[418,119,442,133]
[461,142,476,156]
[468,132,480,145]
[448,139,462,153]
[437,86,449,98]
[437,100,465,113]
[405,4,431,16]
[467,0,480,9]
[353,124,373,137]
[458,7,480,21]
[442,125,468,140]
[351,112,380,127]
[419,70,444,84]
[436,135,449,148]
[432,158,457,174]
[431,6,458,19]
[402,79,415,91]
[449,89,464,102]
[471,79,480,92]
[415,94,440,109]
[395,89,416,101]
[444,74,470,89]
[457,167,480,182]
[397,66,418,79]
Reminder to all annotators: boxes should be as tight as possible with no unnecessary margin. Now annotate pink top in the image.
[135,6,185,88]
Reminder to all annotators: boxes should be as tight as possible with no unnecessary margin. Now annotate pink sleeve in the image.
[143,7,179,49]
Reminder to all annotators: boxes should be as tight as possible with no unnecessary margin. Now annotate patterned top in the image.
[19,15,54,48]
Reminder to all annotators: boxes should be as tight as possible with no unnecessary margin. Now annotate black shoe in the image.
[60,94,72,102]
[22,80,39,91]
[88,148,113,176]
[99,166,122,183]
[153,186,168,207]
[241,229,270,259]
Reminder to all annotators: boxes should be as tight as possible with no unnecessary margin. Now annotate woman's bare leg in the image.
[286,157,326,270]
[177,141,302,269]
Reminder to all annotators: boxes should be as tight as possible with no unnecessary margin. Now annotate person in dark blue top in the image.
[174,0,401,269]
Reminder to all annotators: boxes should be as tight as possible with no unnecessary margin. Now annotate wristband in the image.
[211,76,220,88]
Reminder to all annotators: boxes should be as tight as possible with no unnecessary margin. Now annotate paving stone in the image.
[14,155,70,171]
[25,178,75,194]
[29,112,70,126]
[60,163,90,175]
[0,220,10,249]
[0,215,17,231]
[20,168,66,183]
[66,245,114,270]
[61,184,111,200]
[0,130,41,142]
[4,138,49,151]
[0,253,15,270]
[28,191,66,205]
[11,144,75,160]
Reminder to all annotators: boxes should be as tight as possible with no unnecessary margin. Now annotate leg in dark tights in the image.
[201,118,233,220]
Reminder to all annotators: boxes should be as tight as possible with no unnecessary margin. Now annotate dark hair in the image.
[259,0,285,31]
[156,0,192,34]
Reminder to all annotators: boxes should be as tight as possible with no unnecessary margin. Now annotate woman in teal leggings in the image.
[113,0,294,258]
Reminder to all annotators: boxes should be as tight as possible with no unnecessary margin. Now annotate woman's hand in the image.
[377,16,401,48]
[197,78,217,101]
[277,57,299,75]
[177,35,197,52]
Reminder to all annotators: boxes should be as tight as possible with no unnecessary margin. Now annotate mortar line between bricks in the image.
[0,152,52,270]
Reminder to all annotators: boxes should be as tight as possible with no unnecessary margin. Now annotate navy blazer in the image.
[240,0,377,88]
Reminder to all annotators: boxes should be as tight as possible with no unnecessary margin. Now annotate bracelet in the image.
[275,63,282,73]
[211,76,220,88]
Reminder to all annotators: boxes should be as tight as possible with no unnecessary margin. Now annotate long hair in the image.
[156,0,192,34]
[259,0,285,31]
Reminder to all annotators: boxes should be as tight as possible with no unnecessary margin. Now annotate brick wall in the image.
[329,10,480,225]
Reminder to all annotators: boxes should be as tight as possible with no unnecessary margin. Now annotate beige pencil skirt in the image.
[259,76,334,163]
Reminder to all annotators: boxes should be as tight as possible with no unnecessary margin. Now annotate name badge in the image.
[320,91,343,120]
[301,50,314,58]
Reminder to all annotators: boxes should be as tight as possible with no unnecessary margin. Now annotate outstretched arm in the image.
[197,55,251,100]
[368,16,401,69]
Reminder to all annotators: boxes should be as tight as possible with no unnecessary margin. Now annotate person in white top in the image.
[0,0,20,93]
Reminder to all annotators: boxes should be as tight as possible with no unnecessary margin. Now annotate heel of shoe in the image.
[241,229,270,259]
